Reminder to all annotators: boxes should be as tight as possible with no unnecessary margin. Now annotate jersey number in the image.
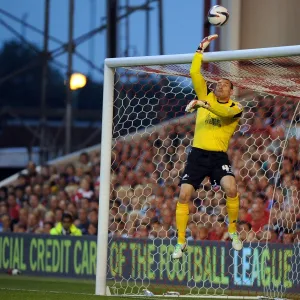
[222,165,232,173]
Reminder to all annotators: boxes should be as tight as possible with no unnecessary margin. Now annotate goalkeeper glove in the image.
[197,34,218,53]
[185,100,210,113]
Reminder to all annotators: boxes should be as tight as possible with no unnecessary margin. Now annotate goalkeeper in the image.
[173,34,243,259]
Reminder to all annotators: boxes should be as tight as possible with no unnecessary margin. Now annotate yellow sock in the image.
[226,194,239,234]
[176,202,189,244]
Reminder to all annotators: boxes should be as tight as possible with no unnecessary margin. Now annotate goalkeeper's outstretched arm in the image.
[190,53,207,100]
[190,34,218,101]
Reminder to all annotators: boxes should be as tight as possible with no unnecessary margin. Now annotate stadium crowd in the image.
[0,96,299,244]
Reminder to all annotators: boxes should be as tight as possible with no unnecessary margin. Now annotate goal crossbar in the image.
[105,44,300,67]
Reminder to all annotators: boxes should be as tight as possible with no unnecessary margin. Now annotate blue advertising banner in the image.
[0,233,97,278]
[0,233,298,294]
[107,238,299,294]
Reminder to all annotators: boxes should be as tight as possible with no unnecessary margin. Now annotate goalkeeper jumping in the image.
[173,34,243,259]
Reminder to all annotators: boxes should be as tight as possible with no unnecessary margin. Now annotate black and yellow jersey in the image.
[189,52,243,152]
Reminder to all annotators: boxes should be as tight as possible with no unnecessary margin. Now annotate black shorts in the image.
[179,147,235,190]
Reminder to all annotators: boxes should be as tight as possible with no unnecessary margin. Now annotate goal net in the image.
[96,48,300,300]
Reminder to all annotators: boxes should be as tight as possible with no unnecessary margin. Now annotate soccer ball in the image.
[207,5,229,27]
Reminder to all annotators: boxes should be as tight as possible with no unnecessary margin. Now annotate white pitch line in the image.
[0,287,94,296]
[1,289,288,300]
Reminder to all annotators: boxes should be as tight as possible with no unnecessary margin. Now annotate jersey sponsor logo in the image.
[205,114,221,127]
[182,174,189,180]
[222,164,233,174]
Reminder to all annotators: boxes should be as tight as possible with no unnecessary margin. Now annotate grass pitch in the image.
[0,275,96,300]
[0,274,297,300]
[0,274,217,300]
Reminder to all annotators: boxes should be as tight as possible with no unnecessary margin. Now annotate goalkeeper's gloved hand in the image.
[185,100,210,113]
[197,34,218,53]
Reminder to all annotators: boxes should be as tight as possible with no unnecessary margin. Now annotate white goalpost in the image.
[96,46,300,299]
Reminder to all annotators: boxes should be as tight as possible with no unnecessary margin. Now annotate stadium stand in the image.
[0,97,299,245]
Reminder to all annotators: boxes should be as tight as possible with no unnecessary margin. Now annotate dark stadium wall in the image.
[220,0,300,50]
[240,0,300,49]
[220,0,241,51]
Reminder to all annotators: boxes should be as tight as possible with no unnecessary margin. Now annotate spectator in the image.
[15,188,25,205]
[75,178,94,202]
[7,193,20,224]
[294,229,300,243]
[237,221,256,242]
[65,164,79,184]
[17,208,29,230]
[67,203,77,219]
[24,186,32,203]
[88,209,98,227]
[27,212,40,233]
[75,152,92,173]
[0,214,11,232]
[75,209,89,235]
[55,208,63,225]
[208,219,227,241]
[29,194,46,218]
[135,225,149,238]
[80,198,90,211]
[40,165,50,181]
[253,193,272,211]
[16,175,27,190]
[41,183,51,204]
[14,224,26,233]
[27,161,37,178]
[245,204,270,233]
[50,213,82,236]
[260,225,278,243]
[43,222,54,234]
[90,199,99,211]
[238,207,248,222]
[44,211,55,225]
[281,229,294,244]
[0,201,8,217]
[197,226,209,240]
[88,223,97,235]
